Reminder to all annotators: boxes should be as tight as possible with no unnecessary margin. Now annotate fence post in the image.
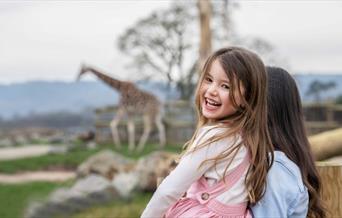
[316,161,342,217]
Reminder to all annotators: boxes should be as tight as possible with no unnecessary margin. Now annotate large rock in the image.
[25,150,180,218]
[77,150,135,179]
[25,174,119,218]
[112,171,140,198]
[135,151,178,191]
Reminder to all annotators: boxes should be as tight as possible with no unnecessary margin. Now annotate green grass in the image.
[0,181,71,218]
[108,143,182,159]
[71,192,153,218]
[0,143,182,217]
[0,147,101,174]
[0,181,153,218]
[0,143,182,174]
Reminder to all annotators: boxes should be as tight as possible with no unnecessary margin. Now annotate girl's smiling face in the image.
[200,59,244,121]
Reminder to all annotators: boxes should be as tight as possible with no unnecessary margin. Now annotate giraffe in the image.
[77,64,166,152]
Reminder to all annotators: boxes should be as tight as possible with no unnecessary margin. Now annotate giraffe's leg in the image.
[137,114,152,152]
[127,118,135,152]
[155,113,166,148]
[110,108,124,149]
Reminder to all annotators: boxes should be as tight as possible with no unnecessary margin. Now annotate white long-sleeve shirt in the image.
[141,125,249,218]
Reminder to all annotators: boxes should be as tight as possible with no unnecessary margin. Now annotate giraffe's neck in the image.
[86,68,123,92]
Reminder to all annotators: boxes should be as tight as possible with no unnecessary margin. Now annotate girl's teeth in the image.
[206,99,220,106]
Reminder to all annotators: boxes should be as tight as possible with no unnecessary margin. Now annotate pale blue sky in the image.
[0,0,341,84]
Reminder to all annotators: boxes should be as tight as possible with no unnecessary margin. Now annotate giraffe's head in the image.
[76,63,89,81]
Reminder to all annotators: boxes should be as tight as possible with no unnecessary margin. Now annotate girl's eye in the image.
[205,77,212,82]
[222,84,230,89]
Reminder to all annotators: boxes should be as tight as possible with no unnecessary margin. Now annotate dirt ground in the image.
[0,145,75,183]
[0,145,53,161]
[0,171,75,184]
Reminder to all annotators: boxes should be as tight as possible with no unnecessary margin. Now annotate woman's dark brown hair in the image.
[267,66,325,218]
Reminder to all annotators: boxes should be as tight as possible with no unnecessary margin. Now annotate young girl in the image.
[141,47,274,218]
[251,67,325,218]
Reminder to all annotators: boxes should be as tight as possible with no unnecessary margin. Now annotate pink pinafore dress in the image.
[165,154,251,218]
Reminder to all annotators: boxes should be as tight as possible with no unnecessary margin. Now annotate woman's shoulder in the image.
[269,151,306,193]
[251,151,309,217]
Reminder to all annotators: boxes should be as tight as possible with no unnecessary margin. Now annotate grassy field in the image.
[71,192,153,218]
[0,143,182,217]
[0,181,152,218]
[0,181,70,218]
[0,143,182,174]
[0,147,98,174]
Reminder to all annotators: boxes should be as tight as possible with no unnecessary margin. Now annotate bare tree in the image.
[117,1,282,101]
[118,2,198,100]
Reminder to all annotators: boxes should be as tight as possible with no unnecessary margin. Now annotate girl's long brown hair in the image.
[267,67,325,218]
[184,47,274,204]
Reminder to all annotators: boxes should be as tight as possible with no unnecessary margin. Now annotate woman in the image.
[251,67,325,218]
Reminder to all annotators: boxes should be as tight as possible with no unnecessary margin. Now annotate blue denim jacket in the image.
[251,151,309,218]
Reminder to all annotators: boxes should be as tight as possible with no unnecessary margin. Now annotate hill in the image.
[0,74,341,119]
[0,80,173,119]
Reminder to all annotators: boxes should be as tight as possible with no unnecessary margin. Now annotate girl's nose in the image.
[207,84,218,96]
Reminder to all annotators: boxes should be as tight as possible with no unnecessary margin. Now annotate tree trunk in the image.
[309,128,342,161]
[197,0,212,72]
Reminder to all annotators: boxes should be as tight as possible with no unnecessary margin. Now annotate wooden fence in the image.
[94,100,196,145]
[304,104,342,135]
[94,102,342,143]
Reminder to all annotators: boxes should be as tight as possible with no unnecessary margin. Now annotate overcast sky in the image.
[0,0,341,84]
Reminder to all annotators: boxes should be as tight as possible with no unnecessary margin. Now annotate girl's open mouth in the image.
[204,98,221,109]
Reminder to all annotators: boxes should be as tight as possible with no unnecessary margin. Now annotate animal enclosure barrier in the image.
[94,100,196,145]
[304,104,342,135]
[95,103,342,144]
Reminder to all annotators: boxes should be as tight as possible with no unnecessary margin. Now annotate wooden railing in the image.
[94,102,342,143]
[304,103,342,135]
[94,100,196,144]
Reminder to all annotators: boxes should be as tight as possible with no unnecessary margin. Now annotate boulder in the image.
[25,174,119,218]
[77,150,135,179]
[112,171,140,198]
[135,151,178,191]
